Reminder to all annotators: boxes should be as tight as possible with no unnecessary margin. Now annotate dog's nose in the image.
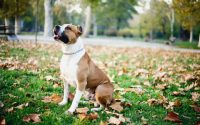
[55,25,60,30]
[54,25,60,35]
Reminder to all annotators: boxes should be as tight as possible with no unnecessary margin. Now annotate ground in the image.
[0,41,199,125]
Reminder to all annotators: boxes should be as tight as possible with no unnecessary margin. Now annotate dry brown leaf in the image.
[190,105,200,113]
[110,102,123,112]
[191,92,200,102]
[166,100,181,110]
[6,107,14,113]
[50,94,62,103]
[76,107,89,114]
[135,69,149,76]
[23,114,41,123]
[164,112,181,123]
[172,91,181,96]
[121,102,132,107]
[108,117,121,125]
[42,96,52,103]
[68,93,74,101]
[182,74,195,81]
[0,101,4,108]
[147,98,158,106]
[15,103,29,110]
[184,83,197,91]
[0,117,6,125]
[124,87,144,95]
[53,83,59,88]
[99,121,108,125]
[153,71,167,80]
[45,75,56,81]
[155,84,167,90]
[78,112,98,120]
[42,94,62,103]
[141,117,148,125]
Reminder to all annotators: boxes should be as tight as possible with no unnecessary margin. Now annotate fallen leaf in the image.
[182,74,195,81]
[166,100,181,110]
[108,117,121,125]
[124,87,144,95]
[155,84,167,90]
[164,112,181,123]
[53,83,59,88]
[42,96,52,103]
[172,91,181,96]
[23,114,41,123]
[110,102,123,112]
[191,92,200,102]
[78,112,98,120]
[76,107,89,114]
[121,102,132,107]
[15,103,29,110]
[68,93,74,101]
[147,98,158,106]
[190,105,200,113]
[141,117,148,125]
[42,94,62,103]
[50,94,62,103]
[0,117,6,125]
[0,101,4,108]
[153,71,167,80]
[6,107,14,113]
[99,121,108,125]
[45,75,56,81]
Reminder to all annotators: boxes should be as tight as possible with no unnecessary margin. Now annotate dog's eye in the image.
[65,26,71,30]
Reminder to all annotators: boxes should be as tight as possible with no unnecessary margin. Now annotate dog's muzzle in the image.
[53,25,69,44]
[53,25,60,41]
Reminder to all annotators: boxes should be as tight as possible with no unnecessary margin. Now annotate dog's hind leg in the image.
[94,83,114,108]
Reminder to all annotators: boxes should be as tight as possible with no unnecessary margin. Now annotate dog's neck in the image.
[61,37,85,55]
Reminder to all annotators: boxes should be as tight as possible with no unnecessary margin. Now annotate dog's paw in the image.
[91,107,102,112]
[64,109,74,115]
[58,100,67,106]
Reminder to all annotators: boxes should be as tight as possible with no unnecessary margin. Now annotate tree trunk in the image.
[198,34,200,48]
[92,14,97,37]
[150,30,153,41]
[170,8,174,38]
[4,18,11,33]
[189,26,193,43]
[82,6,91,37]
[44,0,53,37]
[15,16,20,34]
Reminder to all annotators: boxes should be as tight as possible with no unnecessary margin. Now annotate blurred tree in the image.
[44,0,55,37]
[0,0,31,34]
[139,0,170,40]
[82,0,137,36]
[173,0,200,42]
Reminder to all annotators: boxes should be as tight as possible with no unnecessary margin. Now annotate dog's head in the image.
[53,24,82,44]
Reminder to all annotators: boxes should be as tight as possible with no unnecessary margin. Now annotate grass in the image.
[0,41,200,125]
[174,41,199,49]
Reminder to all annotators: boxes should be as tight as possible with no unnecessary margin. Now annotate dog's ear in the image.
[77,25,83,35]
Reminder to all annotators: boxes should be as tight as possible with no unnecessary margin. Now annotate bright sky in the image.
[135,0,172,14]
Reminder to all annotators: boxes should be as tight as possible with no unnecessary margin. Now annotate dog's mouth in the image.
[53,34,60,41]
[53,25,61,41]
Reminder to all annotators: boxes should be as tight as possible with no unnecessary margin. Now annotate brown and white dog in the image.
[53,24,114,114]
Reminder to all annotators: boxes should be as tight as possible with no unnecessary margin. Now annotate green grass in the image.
[175,41,199,49]
[0,42,199,125]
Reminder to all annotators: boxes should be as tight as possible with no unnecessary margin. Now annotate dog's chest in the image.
[60,54,82,87]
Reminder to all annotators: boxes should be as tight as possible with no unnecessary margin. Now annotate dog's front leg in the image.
[66,81,86,114]
[59,81,69,105]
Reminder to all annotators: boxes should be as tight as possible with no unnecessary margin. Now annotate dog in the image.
[53,24,114,114]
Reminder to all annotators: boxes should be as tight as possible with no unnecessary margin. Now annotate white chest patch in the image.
[60,38,85,87]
